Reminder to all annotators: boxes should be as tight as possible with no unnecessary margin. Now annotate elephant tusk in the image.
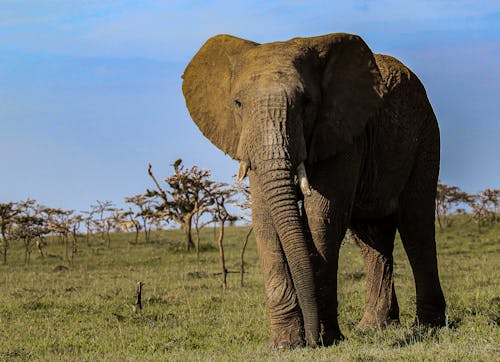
[297,162,312,197]
[238,161,249,180]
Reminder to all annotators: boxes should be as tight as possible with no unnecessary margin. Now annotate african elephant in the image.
[182,33,446,348]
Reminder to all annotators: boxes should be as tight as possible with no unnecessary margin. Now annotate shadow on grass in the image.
[343,271,365,281]
[391,323,457,348]
[1,347,34,361]
[187,271,208,279]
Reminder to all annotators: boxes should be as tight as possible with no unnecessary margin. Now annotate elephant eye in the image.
[234,99,242,108]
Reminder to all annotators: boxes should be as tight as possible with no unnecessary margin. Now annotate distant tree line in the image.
[2,166,497,268]
[0,159,248,272]
[436,181,499,230]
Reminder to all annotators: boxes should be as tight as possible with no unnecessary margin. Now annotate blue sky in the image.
[0,0,499,212]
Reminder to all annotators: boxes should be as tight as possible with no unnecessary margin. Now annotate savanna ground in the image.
[1,217,499,361]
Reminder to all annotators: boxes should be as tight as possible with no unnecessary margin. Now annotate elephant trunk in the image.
[250,93,318,345]
[258,162,319,346]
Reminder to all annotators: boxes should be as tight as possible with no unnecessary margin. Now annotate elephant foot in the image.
[415,298,447,328]
[268,330,304,350]
[356,312,400,331]
[269,317,305,349]
[319,322,344,346]
[413,314,447,328]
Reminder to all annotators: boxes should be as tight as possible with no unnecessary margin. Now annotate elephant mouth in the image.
[238,160,311,198]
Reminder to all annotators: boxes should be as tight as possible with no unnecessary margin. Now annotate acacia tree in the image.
[146,160,217,251]
[103,208,127,248]
[69,214,83,262]
[481,189,500,223]
[112,209,141,245]
[125,194,154,243]
[435,181,470,228]
[468,189,500,230]
[41,207,74,260]
[0,202,18,264]
[14,199,50,264]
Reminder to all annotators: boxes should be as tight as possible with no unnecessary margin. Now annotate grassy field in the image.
[1,218,499,361]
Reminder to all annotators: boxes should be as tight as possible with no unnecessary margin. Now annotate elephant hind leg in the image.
[397,193,446,326]
[396,140,446,326]
[350,218,400,330]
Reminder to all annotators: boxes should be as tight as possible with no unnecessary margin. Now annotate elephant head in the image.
[182,33,385,345]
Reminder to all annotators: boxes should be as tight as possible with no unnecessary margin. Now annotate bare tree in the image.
[90,200,116,247]
[211,187,237,290]
[240,226,253,287]
[193,209,215,260]
[81,210,95,246]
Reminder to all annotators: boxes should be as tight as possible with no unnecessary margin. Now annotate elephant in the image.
[182,33,446,348]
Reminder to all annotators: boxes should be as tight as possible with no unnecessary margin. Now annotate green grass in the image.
[0,219,499,361]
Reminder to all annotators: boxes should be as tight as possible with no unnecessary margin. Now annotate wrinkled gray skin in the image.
[182,33,446,348]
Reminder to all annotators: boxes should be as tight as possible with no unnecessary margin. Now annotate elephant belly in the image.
[352,129,418,220]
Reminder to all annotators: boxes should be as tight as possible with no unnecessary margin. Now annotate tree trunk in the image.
[182,216,194,251]
[2,240,7,265]
[240,227,253,287]
[195,224,201,260]
[135,225,139,244]
[71,230,78,263]
[24,239,30,265]
[1,233,8,265]
[106,230,111,248]
[86,228,91,247]
[435,201,442,228]
[36,237,45,257]
[218,219,227,290]
[64,234,69,261]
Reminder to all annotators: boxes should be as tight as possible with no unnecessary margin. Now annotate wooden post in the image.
[135,281,143,312]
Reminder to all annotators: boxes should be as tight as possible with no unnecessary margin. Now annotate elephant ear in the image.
[300,33,386,163]
[182,34,258,159]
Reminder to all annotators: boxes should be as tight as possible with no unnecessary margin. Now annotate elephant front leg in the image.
[250,174,304,349]
[304,191,346,346]
[350,219,400,330]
